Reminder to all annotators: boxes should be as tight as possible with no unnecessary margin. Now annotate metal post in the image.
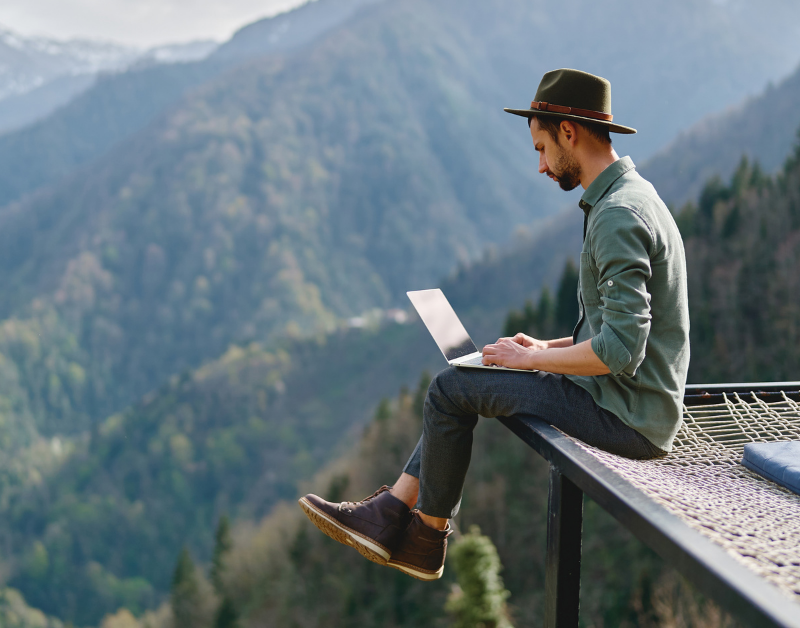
[544,464,584,628]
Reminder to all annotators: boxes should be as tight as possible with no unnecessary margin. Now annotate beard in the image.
[551,145,582,191]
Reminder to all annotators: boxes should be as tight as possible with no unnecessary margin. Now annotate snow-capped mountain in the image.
[0,25,217,134]
[0,26,142,100]
[0,25,217,101]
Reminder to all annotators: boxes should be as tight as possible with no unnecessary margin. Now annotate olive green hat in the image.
[504,68,636,134]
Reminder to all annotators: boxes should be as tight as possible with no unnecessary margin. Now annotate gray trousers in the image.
[403,366,665,518]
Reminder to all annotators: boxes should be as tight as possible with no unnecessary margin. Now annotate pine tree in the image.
[555,258,579,336]
[214,596,239,628]
[446,526,514,628]
[171,546,204,628]
[211,516,239,628]
[412,370,432,420]
[211,515,233,594]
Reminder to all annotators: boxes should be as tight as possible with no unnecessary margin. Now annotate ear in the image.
[560,120,579,147]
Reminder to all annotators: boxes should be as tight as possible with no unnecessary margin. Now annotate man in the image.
[299,68,690,581]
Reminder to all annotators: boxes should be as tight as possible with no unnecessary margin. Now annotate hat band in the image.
[530,101,613,122]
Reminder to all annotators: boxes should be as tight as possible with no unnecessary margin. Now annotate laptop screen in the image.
[407,289,478,361]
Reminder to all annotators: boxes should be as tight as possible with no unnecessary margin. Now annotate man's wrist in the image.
[527,346,549,370]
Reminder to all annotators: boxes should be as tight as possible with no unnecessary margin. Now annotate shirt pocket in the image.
[580,251,601,307]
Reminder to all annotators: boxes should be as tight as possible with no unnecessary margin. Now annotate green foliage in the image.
[503,258,579,340]
[171,548,205,628]
[374,398,392,423]
[412,370,431,420]
[446,526,513,628]
[213,597,239,628]
[0,320,441,625]
[0,2,798,623]
[217,383,737,627]
[0,588,63,628]
[211,516,233,595]
[676,137,800,383]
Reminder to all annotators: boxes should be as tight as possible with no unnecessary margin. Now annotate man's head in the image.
[528,115,611,191]
[504,68,635,190]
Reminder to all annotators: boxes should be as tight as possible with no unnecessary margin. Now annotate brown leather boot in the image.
[387,511,452,580]
[298,486,412,565]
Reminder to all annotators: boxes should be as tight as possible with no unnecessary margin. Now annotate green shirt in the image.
[566,156,690,452]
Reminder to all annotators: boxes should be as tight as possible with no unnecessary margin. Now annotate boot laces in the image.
[341,485,389,508]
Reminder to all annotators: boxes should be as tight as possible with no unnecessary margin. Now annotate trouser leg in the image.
[402,366,492,518]
[402,366,662,519]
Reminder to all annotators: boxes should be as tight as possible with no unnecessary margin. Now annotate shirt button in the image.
[607,280,614,286]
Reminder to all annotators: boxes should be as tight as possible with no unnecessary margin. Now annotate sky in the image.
[0,0,311,48]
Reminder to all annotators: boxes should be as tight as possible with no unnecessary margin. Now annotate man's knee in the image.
[424,366,475,424]
[426,366,460,401]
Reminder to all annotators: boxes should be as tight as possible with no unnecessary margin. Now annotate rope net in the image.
[573,391,800,601]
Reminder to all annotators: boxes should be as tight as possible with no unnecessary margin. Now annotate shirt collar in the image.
[578,156,636,215]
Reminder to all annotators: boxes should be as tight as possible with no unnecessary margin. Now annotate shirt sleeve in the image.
[588,205,654,377]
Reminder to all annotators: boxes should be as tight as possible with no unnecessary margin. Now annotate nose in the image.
[538,152,548,174]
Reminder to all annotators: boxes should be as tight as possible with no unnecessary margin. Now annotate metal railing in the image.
[498,381,800,628]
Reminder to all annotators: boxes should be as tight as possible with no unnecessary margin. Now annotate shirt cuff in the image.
[591,327,632,376]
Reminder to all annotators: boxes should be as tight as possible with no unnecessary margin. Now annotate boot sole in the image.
[298,497,391,565]
[387,559,444,581]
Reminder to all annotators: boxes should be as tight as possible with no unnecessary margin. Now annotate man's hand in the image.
[482,337,537,370]
[506,332,548,350]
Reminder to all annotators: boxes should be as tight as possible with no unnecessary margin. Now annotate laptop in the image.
[407,288,530,372]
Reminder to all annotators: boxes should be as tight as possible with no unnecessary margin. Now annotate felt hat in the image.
[504,68,636,134]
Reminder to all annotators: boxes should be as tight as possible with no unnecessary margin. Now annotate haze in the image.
[0,0,311,46]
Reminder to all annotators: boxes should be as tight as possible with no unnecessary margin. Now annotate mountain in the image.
[11,141,800,623]
[0,27,139,136]
[0,0,383,204]
[2,0,800,621]
[211,0,383,62]
[0,214,584,622]
[641,62,800,205]
[0,39,218,135]
[0,73,95,135]
[3,0,800,209]
[0,27,218,135]
[1,0,800,448]
[0,26,139,101]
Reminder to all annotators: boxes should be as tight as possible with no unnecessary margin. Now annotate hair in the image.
[528,114,611,145]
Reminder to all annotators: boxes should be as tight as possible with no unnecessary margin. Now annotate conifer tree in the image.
[412,370,432,420]
[171,546,204,628]
[211,515,240,628]
[211,515,233,594]
[446,526,514,628]
[214,597,239,628]
[555,258,579,336]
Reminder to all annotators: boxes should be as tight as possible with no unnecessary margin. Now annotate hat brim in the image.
[503,107,636,134]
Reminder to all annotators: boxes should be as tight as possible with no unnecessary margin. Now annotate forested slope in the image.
[185,382,738,628]
[678,149,800,383]
[0,0,382,207]
[2,1,800,625]
[0,0,798,451]
[12,138,800,622]
[641,63,800,206]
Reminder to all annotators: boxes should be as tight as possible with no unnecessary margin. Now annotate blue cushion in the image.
[741,442,800,496]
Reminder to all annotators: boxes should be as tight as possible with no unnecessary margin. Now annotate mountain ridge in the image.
[641,62,800,205]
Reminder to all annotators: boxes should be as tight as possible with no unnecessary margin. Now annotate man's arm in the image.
[482,336,610,375]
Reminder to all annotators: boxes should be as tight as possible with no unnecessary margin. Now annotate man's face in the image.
[530,117,582,191]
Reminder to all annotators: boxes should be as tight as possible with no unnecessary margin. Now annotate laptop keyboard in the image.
[461,355,494,366]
